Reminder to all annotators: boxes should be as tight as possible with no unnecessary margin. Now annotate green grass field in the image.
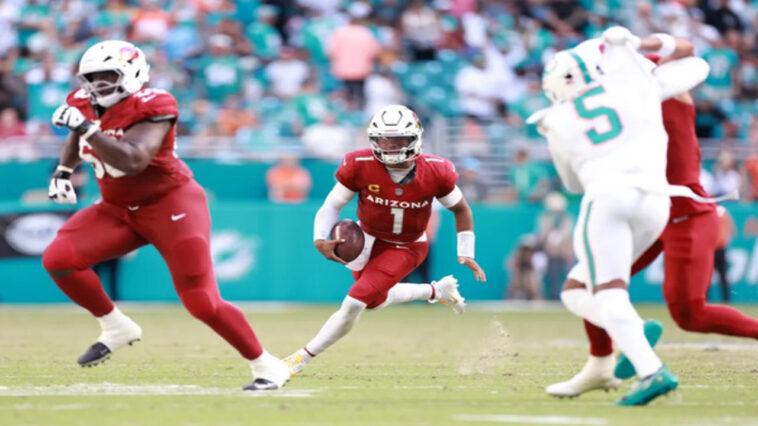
[1,304,757,426]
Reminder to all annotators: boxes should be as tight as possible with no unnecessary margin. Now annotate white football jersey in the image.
[534,41,709,197]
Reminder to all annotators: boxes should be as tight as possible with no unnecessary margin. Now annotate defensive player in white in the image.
[528,27,710,406]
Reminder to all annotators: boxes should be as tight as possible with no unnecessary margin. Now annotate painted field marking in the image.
[0,383,314,398]
[455,414,608,425]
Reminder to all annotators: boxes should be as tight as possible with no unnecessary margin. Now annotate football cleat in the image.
[614,319,664,379]
[244,351,290,391]
[615,365,678,406]
[547,355,622,398]
[283,350,310,377]
[78,314,142,367]
[429,275,466,314]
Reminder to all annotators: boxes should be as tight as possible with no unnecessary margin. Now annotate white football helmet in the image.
[366,104,423,165]
[542,41,602,103]
[77,40,150,108]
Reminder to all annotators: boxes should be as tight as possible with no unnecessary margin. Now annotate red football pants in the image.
[348,239,429,309]
[584,209,758,357]
[42,180,264,359]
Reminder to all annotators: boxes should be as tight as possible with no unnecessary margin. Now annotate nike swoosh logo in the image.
[395,245,410,250]
[171,213,187,221]
[671,215,689,224]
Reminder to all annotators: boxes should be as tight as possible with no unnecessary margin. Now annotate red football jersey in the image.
[661,98,715,218]
[336,149,458,243]
[66,88,193,207]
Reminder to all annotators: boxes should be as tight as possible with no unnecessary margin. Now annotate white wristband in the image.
[56,165,74,174]
[652,33,676,57]
[457,231,475,259]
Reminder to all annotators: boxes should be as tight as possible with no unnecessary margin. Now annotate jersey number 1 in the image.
[572,86,623,145]
[390,208,404,234]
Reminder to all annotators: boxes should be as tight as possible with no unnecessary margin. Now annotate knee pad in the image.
[668,299,705,332]
[179,287,219,321]
[42,237,78,272]
[168,236,211,278]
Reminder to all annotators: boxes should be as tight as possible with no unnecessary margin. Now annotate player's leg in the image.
[285,241,428,375]
[664,211,758,338]
[135,182,287,390]
[42,202,147,366]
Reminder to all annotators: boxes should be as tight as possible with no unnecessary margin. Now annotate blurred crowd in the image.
[0,0,756,203]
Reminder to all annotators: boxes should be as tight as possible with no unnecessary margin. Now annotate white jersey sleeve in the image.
[313,182,356,241]
[547,134,584,194]
[600,28,657,91]
[653,57,710,100]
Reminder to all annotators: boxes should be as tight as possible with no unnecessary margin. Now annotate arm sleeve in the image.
[313,182,357,241]
[548,140,583,194]
[653,57,710,100]
[437,185,463,208]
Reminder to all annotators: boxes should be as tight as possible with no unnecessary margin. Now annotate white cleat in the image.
[546,355,622,398]
[78,311,142,367]
[283,349,311,377]
[430,275,466,314]
[244,351,290,391]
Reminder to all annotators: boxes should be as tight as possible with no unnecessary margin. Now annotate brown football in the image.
[329,219,365,262]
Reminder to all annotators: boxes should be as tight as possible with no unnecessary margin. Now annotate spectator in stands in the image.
[217,17,253,56]
[510,147,549,203]
[713,149,742,197]
[455,52,498,121]
[694,99,730,138]
[301,112,352,160]
[506,235,543,301]
[712,205,735,303]
[701,31,740,101]
[536,192,573,300]
[703,0,744,35]
[265,46,309,99]
[741,118,758,199]
[198,34,243,103]
[400,0,440,61]
[23,53,68,129]
[457,157,488,202]
[363,68,402,119]
[327,2,381,109]
[292,77,330,130]
[0,0,19,57]
[265,156,312,204]
[0,106,35,161]
[737,53,758,99]
[130,0,172,43]
[218,97,257,137]
[507,75,551,138]
[0,107,24,138]
[245,5,282,60]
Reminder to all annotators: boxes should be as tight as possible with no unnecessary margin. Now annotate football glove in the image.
[602,26,641,49]
[51,104,98,137]
[48,165,77,204]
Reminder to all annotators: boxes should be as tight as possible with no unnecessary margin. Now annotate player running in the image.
[547,56,758,399]
[43,40,288,391]
[283,104,486,375]
[528,27,711,405]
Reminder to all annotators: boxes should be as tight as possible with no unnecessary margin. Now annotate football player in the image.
[283,104,486,375]
[44,40,288,390]
[528,27,712,405]
[547,48,758,399]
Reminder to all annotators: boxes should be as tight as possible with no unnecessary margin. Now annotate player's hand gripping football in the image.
[48,165,77,204]
[314,239,347,264]
[459,256,486,282]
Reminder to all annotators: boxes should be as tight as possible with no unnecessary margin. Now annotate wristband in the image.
[652,33,676,57]
[76,121,100,140]
[457,231,475,258]
[55,165,73,179]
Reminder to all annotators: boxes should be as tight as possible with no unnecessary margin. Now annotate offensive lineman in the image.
[548,54,758,399]
[44,40,288,390]
[283,104,486,375]
[528,27,711,405]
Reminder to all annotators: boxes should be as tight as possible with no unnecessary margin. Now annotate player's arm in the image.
[313,182,356,264]
[439,187,487,282]
[48,132,83,204]
[51,104,171,176]
[548,143,583,194]
[652,57,710,100]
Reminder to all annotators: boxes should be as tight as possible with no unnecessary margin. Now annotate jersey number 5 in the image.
[572,86,623,145]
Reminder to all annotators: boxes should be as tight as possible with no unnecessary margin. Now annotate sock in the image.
[305,296,366,356]
[596,289,662,378]
[51,269,114,317]
[560,289,604,326]
[203,301,264,360]
[669,299,758,338]
[376,284,433,309]
[584,320,614,357]
[96,306,128,330]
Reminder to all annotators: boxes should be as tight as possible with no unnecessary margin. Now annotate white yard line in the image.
[0,383,315,398]
[455,414,608,425]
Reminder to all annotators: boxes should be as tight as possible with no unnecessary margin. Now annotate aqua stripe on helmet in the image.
[569,51,592,84]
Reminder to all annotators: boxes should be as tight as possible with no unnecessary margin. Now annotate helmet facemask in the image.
[78,69,127,108]
[369,135,421,165]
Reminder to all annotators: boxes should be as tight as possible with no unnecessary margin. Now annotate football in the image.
[329,219,365,262]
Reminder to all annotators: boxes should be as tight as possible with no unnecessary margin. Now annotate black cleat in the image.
[242,378,280,391]
[77,342,112,367]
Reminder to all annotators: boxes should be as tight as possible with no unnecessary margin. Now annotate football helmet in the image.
[542,39,602,103]
[77,40,150,108]
[366,104,423,165]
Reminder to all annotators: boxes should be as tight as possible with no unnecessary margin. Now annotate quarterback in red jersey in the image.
[44,40,288,391]
[547,63,758,398]
[283,104,486,375]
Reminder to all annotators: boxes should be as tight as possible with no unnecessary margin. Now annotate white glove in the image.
[602,26,641,49]
[52,104,86,131]
[48,165,77,204]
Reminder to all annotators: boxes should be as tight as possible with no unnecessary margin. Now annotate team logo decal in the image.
[395,188,403,196]
[368,184,380,193]
[119,46,139,63]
